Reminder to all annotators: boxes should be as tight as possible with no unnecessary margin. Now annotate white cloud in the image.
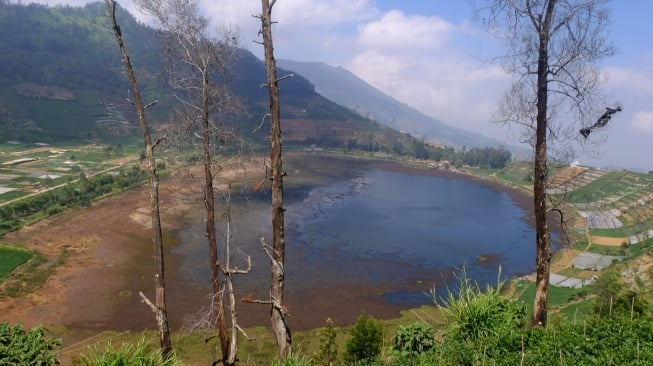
[632,111,653,133]
[605,67,653,95]
[273,0,377,28]
[347,11,509,139]
[357,10,452,51]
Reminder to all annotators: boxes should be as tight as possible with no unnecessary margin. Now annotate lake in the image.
[171,154,539,328]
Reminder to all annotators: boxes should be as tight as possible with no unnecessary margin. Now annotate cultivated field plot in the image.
[550,168,653,230]
[0,142,135,204]
[0,245,32,278]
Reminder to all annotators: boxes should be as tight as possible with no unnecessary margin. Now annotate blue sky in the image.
[25,1,653,171]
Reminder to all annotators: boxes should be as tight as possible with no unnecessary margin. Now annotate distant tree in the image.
[477,0,614,327]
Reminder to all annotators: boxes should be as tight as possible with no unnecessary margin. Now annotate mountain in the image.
[0,1,429,155]
[277,60,504,149]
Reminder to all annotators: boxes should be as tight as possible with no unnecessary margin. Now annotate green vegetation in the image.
[432,270,527,341]
[0,245,32,278]
[0,165,149,235]
[0,323,60,365]
[564,170,653,204]
[391,322,435,358]
[345,311,383,363]
[314,318,338,366]
[516,280,594,313]
[76,337,184,366]
[0,250,66,298]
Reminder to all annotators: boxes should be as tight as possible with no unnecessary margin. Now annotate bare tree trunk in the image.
[260,0,292,358]
[220,188,252,365]
[530,1,555,328]
[104,0,171,356]
[201,74,230,363]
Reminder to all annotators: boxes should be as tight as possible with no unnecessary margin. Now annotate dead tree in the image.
[477,0,614,327]
[134,0,242,364]
[258,0,292,358]
[104,0,172,357]
[217,188,252,365]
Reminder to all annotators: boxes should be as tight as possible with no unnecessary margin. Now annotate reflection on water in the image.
[173,160,536,309]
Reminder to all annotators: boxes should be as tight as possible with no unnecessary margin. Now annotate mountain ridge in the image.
[277,59,505,149]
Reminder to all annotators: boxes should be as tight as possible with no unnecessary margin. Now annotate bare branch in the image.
[252,113,270,133]
[139,291,159,313]
[144,100,159,110]
[276,73,294,83]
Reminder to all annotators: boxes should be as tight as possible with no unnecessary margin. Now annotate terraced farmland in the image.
[548,166,653,236]
[0,142,138,205]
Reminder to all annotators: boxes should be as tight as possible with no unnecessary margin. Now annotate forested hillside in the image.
[0,1,428,154]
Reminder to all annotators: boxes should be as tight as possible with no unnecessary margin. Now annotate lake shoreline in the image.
[1,151,549,340]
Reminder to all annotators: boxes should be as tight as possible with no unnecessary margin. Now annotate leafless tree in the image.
[104,0,172,357]
[134,0,243,364]
[217,188,252,365]
[257,0,292,358]
[476,0,614,327]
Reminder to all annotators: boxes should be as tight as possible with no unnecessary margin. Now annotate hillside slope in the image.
[0,2,423,153]
[277,59,502,149]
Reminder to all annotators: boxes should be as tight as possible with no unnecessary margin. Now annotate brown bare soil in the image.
[550,248,582,273]
[590,235,628,247]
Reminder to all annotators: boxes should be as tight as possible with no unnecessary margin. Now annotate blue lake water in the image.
[173,159,541,317]
[285,168,535,305]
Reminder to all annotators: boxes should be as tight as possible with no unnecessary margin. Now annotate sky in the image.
[20,0,653,171]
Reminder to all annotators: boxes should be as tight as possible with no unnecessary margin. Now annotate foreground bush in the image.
[76,337,184,366]
[392,322,434,357]
[428,268,527,342]
[0,322,60,365]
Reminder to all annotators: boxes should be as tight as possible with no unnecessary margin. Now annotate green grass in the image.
[0,250,63,297]
[589,227,633,237]
[564,170,653,205]
[0,245,33,278]
[516,280,595,317]
[587,244,627,256]
[494,162,533,190]
[629,238,653,257]
[558,297,596,319]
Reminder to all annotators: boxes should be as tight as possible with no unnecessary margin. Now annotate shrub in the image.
[428,268,526,341]
[345,311,383,363]
[0,323,60,365]
[392,322,434,357]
